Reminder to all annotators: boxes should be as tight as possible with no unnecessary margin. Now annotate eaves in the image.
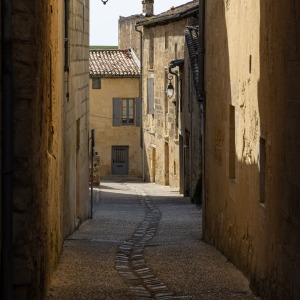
[137,7,198,28]
[90,75,140,79]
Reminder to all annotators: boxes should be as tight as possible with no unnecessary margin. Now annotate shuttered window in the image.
[113,98,141,127]
[113,98,121,126]
[147,78,154,115]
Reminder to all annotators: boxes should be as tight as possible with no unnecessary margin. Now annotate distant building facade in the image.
[136,0,199,189]
[119,15,143,60]
[89,49,142,178]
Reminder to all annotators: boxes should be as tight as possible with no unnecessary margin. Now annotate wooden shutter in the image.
[147,78,154,114]
[113,98,121,126]
[135,98,142,126]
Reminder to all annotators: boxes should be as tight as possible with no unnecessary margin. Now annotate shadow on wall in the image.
[204,1,300,299]
[253,1,300,299]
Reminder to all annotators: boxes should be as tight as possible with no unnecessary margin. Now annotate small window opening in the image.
[260,137,266,204]
[92,78,101,89]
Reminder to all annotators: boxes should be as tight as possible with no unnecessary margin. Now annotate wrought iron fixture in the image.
[166,74,174,99]
[101,0,108,4]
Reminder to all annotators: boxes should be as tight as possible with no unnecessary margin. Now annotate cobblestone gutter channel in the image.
[115,184,193,300]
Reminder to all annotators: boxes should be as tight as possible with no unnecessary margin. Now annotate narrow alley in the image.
[47,179,259,300]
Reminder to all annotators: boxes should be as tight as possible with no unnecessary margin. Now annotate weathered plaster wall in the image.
[89,77,142,177]
[9,1,64,298]
[204,1,300,299]
[4,0,90,298]
[142,17,197,188]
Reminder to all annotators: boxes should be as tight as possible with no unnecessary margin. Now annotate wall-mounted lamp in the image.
[166,74,174,99]
[101,0,109,4]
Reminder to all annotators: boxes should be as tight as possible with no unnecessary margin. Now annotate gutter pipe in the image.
[198,0,206,235]
[1,0,14,298]
[135,24,144,180]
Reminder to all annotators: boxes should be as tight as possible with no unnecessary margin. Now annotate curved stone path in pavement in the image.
[47,179,260,300]
[115,184,190,299]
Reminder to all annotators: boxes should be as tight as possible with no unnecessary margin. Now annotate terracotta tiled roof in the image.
[89,49,140,78]
[136,0,199,27]
[185,26,201,102]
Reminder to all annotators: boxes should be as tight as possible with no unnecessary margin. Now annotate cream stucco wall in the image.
[89,77,142,177]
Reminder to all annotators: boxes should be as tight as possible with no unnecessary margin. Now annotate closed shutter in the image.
[147,78,154,114]
[135,98,142,126]
[113,98,121,126]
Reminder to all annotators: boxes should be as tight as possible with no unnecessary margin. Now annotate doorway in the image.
[112,146,129,175]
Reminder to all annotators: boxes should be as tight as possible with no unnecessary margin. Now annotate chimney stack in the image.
[142,0,154,16]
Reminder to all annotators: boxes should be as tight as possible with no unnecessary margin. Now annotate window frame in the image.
[121,98,135,125]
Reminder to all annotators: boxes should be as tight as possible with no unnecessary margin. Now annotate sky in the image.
[90,0,191,46]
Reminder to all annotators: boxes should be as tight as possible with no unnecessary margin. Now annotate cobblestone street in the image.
[47,179,260,300]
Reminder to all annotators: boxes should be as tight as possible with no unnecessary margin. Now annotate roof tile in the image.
[89,49,140,77]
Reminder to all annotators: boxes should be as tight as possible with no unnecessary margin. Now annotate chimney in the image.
[142,0,154,16]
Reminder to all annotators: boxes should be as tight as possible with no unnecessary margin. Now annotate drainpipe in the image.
[1,0,14,298]
[135,24,144,180]
[64,0,70,72]
[199,0,206,235]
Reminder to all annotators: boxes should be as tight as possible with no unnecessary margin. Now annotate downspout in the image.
[135,25,144,180]
[1,0,14,298]
[64,0,70,72]
[199,0,206,235]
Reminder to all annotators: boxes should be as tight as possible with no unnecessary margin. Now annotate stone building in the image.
[119,15,143,60]
[203,0,300,299]
[1,0,90,298]
[89,49,142,177]
[135,0,199,189]
[118,1,155,61]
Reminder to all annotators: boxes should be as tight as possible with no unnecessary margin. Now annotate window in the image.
[122,98,134,125]
[174,43,178,60]
[165,31,169,50]
[149,31,154,69]
[92,78,101,89]
[113,98,141,126]
[229,105,235,179]
[76,118,80,151]
[147,78,154,114]
[260,137,266,204]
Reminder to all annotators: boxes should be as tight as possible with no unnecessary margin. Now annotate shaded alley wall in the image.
[1,0,90,298]
[204,1,300,299]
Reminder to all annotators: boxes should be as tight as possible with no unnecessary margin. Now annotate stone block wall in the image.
[119,15,143,58]
[142,18,196,188]
[204,0,300,299]
[63,0,90,238]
